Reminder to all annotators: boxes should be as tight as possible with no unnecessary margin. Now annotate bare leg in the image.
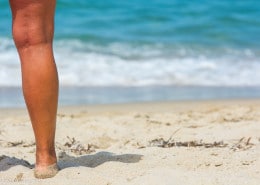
[9,0,59,178]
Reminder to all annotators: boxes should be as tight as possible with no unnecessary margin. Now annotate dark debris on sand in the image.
[57,136,98,155]
[148,137,255,151]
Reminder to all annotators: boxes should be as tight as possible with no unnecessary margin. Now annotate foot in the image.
[34,149,58,179]
[34,163,59,179]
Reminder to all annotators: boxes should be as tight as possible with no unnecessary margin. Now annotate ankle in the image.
[36,148,57,166]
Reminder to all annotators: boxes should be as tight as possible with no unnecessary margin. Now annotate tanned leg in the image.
[9,0,59,178]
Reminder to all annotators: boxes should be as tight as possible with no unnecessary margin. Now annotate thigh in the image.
[9,0,56,21]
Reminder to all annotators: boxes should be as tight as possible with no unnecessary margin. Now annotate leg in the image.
[9,0,59,178]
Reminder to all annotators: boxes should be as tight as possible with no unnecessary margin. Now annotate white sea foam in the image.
[0,38,260,87]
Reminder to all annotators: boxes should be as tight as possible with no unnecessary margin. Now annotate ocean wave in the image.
[0,38,260,87]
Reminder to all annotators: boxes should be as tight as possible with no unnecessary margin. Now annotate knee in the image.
[12,15,54,50]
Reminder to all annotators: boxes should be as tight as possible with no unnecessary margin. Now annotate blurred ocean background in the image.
[0,0,260,107]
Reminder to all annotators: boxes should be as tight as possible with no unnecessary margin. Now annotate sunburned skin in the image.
[8,0,59,178]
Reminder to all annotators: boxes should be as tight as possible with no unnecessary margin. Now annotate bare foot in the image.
[34,163,59,179]
[34,149,58,179]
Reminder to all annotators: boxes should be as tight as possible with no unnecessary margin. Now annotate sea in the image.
[0,0,260,107]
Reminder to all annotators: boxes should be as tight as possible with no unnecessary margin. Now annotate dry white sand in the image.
[0,100,259,185]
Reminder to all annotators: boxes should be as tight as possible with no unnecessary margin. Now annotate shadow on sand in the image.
[0,152,143,171]
[58,151,143,170]
[0,155,33,171]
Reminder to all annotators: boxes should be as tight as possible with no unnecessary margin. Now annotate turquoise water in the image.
[2,0,260,47]
[0,0,260,106]
[55,0,260,47]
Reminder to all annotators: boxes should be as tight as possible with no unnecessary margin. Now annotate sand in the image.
[0,99,259,185]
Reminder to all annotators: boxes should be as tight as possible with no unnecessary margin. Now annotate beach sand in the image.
[0,99,259,185]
